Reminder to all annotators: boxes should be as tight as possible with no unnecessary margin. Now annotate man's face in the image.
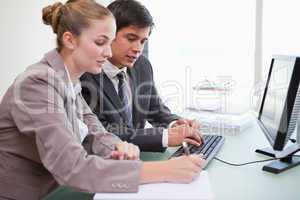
[109,25,151,68]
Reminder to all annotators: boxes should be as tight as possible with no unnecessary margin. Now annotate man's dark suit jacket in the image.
[80,56,180,152]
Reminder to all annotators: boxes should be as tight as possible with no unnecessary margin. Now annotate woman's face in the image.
[72,16,116,75]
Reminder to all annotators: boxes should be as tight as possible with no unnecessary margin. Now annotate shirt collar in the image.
[64,64,82,100]
[102,60,128,79]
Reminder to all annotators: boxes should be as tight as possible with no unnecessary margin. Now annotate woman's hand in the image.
[110,141,140,160]
[161,155,206,183]
[140,154,206,184]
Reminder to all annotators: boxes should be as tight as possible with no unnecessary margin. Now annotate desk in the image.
[42,186,93,200]
[141,118,300,200]
[44,114,300,200]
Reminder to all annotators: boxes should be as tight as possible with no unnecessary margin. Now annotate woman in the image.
[0,0,205,199]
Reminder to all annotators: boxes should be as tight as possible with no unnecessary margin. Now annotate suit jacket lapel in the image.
[128,67,138,126]
[92,73,128,121]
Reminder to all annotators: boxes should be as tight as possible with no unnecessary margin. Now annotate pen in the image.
[182,141,190,156]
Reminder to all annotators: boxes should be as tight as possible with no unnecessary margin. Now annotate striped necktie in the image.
[117,71,133,127]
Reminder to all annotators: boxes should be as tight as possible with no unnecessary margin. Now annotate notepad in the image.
[94,171,213,200]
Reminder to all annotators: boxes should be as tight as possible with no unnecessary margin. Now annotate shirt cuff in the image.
[162,120,177,148]
[162,120,178,147]
[168,120,178,128]
[162,129,169,147]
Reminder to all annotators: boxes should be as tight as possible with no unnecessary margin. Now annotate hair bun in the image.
[42,2,64,33]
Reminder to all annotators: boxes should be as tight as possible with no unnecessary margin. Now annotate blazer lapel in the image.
[65,96,82,142]
[44,49,81,142]
[128,67,138,126]
[43,49,69,86]
[92,73,128,121]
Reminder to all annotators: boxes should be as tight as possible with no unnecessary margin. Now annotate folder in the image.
[94,171,213,200]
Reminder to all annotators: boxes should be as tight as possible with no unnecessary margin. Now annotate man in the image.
[81,0,202,152]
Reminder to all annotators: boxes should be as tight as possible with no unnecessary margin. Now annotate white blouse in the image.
[65,65,89,143]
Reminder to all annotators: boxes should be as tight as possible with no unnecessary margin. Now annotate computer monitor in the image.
[255,55,300,174]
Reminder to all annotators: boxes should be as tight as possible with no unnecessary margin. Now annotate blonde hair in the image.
[42,0,113,51]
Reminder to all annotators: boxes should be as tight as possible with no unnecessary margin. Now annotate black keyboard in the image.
[170,135,225,168]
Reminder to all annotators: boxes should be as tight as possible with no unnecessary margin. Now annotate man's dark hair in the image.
[107,0,154,32]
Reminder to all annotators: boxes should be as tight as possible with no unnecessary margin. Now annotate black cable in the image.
[213,157,277,166]
[214,154,300,167]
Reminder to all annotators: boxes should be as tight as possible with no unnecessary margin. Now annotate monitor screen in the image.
[260,58,295,144]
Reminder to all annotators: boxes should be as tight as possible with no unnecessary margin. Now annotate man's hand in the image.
[168,124,203,147]
[110,141,140,160]
[172,118,200,130]
[169,119,204,146]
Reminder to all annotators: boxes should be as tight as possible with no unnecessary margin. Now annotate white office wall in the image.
[140,0,256,114]
[262,0,300,76]
[0,0,111,100]
[3,0,298,112]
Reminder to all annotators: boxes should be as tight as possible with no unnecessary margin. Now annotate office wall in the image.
[140,0,256,114]
[0,0,111,100]
[262,0,300,76]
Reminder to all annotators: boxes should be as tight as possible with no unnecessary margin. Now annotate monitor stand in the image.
[255,123,300,174]
[261,153,300,174]
[255,147,276,158]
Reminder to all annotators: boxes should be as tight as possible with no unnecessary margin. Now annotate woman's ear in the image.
[62,31,78,50]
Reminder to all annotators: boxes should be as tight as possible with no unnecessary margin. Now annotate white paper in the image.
[94,171,213,200]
